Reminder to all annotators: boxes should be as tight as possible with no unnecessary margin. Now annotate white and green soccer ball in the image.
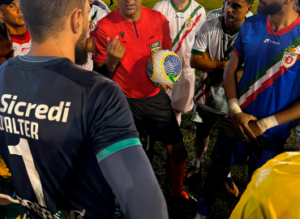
[146,50,182,85]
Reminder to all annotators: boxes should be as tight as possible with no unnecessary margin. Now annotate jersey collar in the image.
[170,0,192,13]
[11,30,31,44]
[221,16,240,36]
[266,13,300,36]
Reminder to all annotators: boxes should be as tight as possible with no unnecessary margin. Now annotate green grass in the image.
[99,1,299,219]
[102,0,259,14]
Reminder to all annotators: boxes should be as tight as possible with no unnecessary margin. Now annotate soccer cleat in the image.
[223,177,239,197]
[184,166,200,179]
[172,191,198,205]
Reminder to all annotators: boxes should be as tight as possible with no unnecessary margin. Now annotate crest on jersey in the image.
[89,10,98,32]
[185,18,194,30]
[89,22,96,31]
[282,52,298,68]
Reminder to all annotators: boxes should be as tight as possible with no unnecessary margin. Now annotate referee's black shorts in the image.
[127,91,183,146]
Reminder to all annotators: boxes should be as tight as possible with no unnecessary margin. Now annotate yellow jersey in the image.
[230,152,300,219]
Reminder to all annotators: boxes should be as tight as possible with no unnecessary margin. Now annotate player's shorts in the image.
[193,104,226,138]
[212,119,291,178]
[166,73,195,113]
[127,91,183,145]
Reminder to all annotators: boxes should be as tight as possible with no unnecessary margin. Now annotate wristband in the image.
[256,115,279,132]
[228,98,242,117]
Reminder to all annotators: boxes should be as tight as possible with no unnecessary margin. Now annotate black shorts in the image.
[127,91,183,145]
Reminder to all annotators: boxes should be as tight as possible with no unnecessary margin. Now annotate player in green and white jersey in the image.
[153,0,206,125]
[189,0,254,200]
[206,0,253,21]
[80,0,107,71]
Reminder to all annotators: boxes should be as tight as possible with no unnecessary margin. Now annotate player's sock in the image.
[175,112,181,125]
[197,164,229,214]
[169,160,186,198]
[193,137,209,168]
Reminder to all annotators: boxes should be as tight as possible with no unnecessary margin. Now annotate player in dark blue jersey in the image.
[0,0,168,218]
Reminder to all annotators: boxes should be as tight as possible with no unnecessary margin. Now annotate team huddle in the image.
[1,0,300,218]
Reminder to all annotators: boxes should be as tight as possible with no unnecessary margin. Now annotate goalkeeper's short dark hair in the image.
[19,0,87,43]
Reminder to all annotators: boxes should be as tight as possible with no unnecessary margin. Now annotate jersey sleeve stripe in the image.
[172,5,203,48]
[96,138,142,162]
[191,49,203,56]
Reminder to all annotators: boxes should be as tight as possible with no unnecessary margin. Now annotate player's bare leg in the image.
[174,109,182,125]
[185,123,212,178]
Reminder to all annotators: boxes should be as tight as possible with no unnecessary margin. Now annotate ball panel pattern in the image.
[146,50,182,85]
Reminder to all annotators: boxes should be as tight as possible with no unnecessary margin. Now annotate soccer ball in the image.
[146,50,182,85]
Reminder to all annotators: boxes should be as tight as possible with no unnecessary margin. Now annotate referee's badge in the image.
[185,18,194,30]
[282,52,298,68]
[150,41,161,54]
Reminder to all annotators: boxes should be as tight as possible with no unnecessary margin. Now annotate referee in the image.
[93,0,196,203]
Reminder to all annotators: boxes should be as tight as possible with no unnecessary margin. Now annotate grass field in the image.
[102,0,259,14]
[100,1,299,219]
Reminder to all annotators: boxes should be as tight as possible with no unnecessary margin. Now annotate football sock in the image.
[175,112,181,125]
[198,164,229,214]
[169,160,186,197]
[193,137,209,168]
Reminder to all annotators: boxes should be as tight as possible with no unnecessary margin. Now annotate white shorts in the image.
[167,73,195,113]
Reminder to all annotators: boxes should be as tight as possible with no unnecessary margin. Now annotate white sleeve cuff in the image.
[228,98,242,117]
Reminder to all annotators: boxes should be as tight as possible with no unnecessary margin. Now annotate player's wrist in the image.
[217,61,227,70]
[104,60,117,72]
[229,98,242,117]
[256,115,279,133]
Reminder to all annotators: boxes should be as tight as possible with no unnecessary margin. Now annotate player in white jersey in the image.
[189,0,254,202]
[81,0,107,71]
[0,0,31,56]
[93,0,111,14]
[153,0,206,125]
[206,0,253,21]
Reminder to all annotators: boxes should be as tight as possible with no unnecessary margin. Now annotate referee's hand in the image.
[104,36,125,72]
[154,79,179,91]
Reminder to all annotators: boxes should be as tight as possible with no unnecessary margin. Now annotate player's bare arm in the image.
[248,99,300,138]
[94,36,125,75]
[224,52,257,141]
[191,51,228,72]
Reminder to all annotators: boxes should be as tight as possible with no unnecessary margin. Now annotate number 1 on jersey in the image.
[8,138,47,208]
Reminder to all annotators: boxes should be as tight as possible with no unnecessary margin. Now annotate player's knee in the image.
[168,141,187,163]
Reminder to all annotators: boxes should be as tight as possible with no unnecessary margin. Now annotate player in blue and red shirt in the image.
[0,0,168,218]
[195,0,300,218]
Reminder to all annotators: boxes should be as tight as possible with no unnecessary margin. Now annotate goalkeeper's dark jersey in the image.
[0,56,140,219]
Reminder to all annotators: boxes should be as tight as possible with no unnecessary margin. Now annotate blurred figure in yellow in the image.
[0,155,11,179]
[230,152,300,219]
